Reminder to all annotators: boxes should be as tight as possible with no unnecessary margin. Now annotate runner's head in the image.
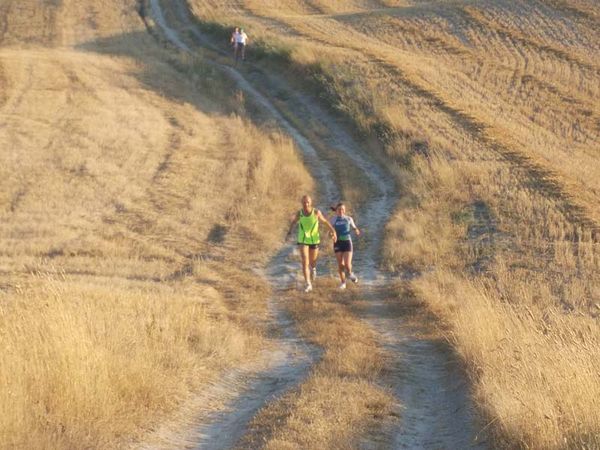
[301,195,312,211]
[335,202,346,215]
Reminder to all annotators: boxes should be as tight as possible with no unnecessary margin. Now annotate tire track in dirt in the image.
[251,7,600,234]
[150,0,486,448]
[367,57,600,239]
[540,0,600,27]
[0,0,61,46]
[351,11,600,146]
[461,6,600,76]
[147,1,327,448]
[0,60,8,109]
[0,2,11,44]
[377,13,599,111]
[251,67,485,450]
[236,12,600,239]
[1,57,35,117]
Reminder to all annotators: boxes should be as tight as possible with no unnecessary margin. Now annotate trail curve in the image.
[148,0,487,448]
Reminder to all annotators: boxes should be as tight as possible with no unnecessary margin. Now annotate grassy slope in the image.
[0,1,312,448]
[188,0,600,447]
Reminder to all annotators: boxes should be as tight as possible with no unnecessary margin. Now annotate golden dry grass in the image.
[3,0,600,446]
[0,1,312,447]
[238,282,395,449]
[0,275,259,449]
[189,0,600,447]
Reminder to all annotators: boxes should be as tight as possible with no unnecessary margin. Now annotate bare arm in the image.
[317,210,337,242]
[286,211,299,239]
[350,217,361,236]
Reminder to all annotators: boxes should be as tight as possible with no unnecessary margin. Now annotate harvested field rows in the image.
[188,0,600,447]
[1,0,599,448]
[0,0,311,447]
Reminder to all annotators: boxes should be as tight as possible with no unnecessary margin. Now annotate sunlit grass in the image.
[188,0,600,446]
[0,32,311,447]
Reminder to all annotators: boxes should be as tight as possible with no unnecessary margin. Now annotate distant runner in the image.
[231,27,248,62]
[287,195,337,293]
[329,202,361,289]
[230,27,240,56]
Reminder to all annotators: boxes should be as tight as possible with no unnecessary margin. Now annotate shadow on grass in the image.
[75,27,237,118]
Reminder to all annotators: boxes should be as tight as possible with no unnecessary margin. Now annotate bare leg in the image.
[336,252,346,283]
[309,247,319,278]
[343,251,353,276]
[300,245,310,284]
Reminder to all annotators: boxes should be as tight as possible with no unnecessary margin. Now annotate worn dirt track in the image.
[145,0,487,448]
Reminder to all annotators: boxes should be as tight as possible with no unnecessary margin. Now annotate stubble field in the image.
[186,0,600,447]
[0,1,311,447]
[1,0,599,448]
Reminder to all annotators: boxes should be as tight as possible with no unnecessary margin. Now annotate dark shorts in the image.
[333,239,353,253]
[297,243,319,250]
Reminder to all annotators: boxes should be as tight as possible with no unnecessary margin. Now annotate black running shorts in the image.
[297,243,319,250]
[333,239,353,253]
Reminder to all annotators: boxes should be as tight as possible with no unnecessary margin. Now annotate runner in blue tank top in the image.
[329,202,361,289]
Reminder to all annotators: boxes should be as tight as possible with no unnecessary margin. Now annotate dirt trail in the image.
[149,0,486,447]
[148,1,328,448]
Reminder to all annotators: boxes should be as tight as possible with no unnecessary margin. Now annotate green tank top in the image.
[297,209,320,245]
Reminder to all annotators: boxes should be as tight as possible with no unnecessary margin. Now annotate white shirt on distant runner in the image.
[235,31,248,45]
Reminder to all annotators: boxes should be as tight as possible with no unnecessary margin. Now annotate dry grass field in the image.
[2,0,600,448]
[185,0,600,448]
[0,1,312,448]
[238,283,395,449]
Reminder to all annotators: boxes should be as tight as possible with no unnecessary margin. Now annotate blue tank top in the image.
[331,215,354,241]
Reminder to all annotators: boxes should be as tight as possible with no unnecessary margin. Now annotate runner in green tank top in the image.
[286,195,337,293]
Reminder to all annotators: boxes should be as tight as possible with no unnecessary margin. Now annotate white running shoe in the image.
[339,282,346,290]
[304,283,313,293]
[311,267,317,281]
[348,273,358,283]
